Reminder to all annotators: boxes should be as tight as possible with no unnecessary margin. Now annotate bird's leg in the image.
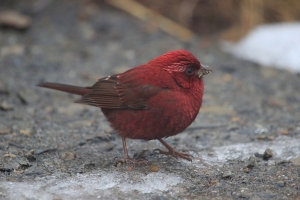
[156,138,193,162]
[122,136,130,160]
[118,137,147,165]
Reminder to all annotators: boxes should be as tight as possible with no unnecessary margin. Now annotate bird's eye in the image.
[185,68,194,75]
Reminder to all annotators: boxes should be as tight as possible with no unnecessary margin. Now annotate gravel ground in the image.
[0,1,300,199]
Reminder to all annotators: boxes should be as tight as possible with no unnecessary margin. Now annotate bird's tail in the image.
[36,82,90,96]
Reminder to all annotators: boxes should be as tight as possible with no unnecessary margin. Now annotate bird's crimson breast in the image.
[101,88,203,140]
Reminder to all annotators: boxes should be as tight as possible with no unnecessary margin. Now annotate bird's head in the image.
[149,50,212,89]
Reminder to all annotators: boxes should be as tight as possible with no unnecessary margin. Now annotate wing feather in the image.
[75,72,166,110]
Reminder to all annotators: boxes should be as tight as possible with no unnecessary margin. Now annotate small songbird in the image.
[37,50,212,164]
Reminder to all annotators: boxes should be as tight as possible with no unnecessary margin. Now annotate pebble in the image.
[263,148,273,160]
[0,101,14,111]
[61,152,76,160]
[116,162,123,167]
[84,163,96,170]
[25,150,36,162]
[19,129,31,137]
[222,171,232,179]
[245,156,257,168]
[243,167,250,173]
[257,135,274,140]
[150,165,159,172]
[4,153,16,158]
[0,11,32,29]
[0,129,10,135]
[276,181,285,187]
[290,157,300,166]
[210,180,218,185]
[279,129,289,135]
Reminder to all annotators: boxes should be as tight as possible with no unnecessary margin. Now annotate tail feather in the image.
[36,82,90,96]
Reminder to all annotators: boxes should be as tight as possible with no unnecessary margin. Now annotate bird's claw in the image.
[153,149,193,162]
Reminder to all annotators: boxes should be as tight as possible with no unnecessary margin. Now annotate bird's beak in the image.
[198,64,212,78]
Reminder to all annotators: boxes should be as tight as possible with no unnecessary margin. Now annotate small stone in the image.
[25,150,36,162]
[222,171,232,179]
[0,129,10,135]
[257,135,266,140]
[245,156,257,168]
[20,129,31,137]
[0,11,32,29]
[116,161,123,167]
[267,136,274,140]
[279,129,289,135]
[263,148,273,160]
[0,101,14,111]
[4,153,16,158]
[84,163,96,170]
[61,152,76,160]
[257,135,274,140]
[150,165,159,172]
[210,180,218,185]
[276,181,285,187]
[254,152,263,158]
[290,157,300,166]
[243,167,250,173]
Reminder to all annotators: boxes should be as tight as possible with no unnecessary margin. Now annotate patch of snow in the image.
[1,172,182,200]
[223,23,300,73]
[191,136,300,167]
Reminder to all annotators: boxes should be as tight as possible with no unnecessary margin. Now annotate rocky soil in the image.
[0,1,299,199]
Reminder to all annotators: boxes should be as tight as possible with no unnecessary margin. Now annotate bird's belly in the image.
[101,106,197,140]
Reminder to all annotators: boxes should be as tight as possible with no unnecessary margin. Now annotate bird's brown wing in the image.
[75,75,125,108]
[75,74,164,109]
[115,83,164,109]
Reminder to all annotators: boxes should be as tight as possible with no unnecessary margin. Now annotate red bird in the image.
[37,50,211,164]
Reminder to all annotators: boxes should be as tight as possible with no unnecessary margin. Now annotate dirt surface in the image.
[0,1,300,199]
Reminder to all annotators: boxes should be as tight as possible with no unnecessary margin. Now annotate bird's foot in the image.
[154,149,193,162]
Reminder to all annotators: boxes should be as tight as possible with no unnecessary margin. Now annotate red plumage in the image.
[37,50,212,163]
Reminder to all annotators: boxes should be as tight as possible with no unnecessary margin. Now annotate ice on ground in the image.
[191,136,300,167]
[1,172,182,200]
[223,23,300,73]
